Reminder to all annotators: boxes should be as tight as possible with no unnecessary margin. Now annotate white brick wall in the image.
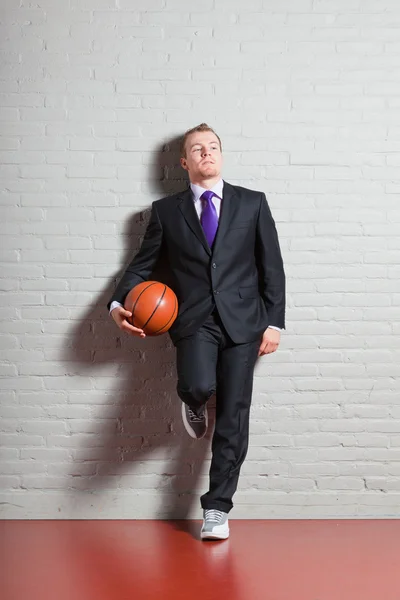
[1,0,400,519]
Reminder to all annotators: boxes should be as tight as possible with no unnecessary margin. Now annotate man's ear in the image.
[180,157,187,170]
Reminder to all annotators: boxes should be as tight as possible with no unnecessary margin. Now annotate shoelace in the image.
[205,509,225,523]
[188,408,205,422]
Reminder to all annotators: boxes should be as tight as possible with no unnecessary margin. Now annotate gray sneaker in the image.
[181,402,208,439]
[201,509,229,540]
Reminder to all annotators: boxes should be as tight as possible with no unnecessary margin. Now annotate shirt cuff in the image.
[109,300,123,313]
[268,325,282,332]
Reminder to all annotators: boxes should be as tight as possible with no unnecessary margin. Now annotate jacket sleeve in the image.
[107,201,163,310]
[255,193,286,330]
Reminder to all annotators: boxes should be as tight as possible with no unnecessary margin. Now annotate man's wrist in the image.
[109,300,123,313]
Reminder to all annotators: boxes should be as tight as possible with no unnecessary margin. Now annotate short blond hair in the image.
[180,123,222,158]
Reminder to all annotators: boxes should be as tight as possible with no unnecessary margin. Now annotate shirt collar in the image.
[190,178,224,202]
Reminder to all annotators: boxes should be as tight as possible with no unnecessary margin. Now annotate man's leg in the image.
[200,336,260,514]
[175,314,220,416]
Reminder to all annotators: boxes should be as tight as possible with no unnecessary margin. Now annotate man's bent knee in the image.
[177,382,215,407]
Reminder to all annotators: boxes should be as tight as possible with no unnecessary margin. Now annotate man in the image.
[108,123,286,540]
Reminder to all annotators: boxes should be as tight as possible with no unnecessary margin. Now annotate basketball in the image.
[124,281,178,336]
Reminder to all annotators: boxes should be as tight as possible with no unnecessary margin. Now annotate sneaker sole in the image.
[181,403,208,439]
[201,529,230,540]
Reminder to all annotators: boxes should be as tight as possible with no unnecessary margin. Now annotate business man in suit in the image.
[108,123,285,540]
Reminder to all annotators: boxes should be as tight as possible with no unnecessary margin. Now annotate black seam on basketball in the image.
[131,281,158,324]
[142,284,167,329]
[154,295,177,333]
[152,293,177,334]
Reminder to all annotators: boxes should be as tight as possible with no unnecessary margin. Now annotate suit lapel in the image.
[178,186,211,256]
[177,179,238,256]
[211,180,237,255]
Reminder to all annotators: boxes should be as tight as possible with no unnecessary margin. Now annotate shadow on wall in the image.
[62,135,215,520]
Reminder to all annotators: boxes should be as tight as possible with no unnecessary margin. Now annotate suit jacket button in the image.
[212,262,217,268]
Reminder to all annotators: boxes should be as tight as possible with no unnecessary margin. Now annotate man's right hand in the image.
[110,306,146,338]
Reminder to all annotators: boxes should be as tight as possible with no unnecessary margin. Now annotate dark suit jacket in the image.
[107,180,285,345]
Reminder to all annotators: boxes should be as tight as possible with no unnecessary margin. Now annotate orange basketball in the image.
[124,281,178,336]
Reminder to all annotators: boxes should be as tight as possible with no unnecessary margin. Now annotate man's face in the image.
[180,131,223,182]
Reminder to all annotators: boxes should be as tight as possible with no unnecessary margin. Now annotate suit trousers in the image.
[175,308,261,514]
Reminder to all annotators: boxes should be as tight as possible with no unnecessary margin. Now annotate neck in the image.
[190,175,222,189]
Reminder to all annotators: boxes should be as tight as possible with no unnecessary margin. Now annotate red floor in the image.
[1,519,400,600]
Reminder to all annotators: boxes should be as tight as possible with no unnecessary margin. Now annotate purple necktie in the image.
[200,190,219,248]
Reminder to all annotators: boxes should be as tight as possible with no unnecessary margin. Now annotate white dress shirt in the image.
[109,178,281,332]
[191,178,223,219]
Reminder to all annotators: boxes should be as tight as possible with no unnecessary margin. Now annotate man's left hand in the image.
[258,327,280,357]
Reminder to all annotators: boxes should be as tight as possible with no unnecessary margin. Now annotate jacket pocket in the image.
[239,285,259,298]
